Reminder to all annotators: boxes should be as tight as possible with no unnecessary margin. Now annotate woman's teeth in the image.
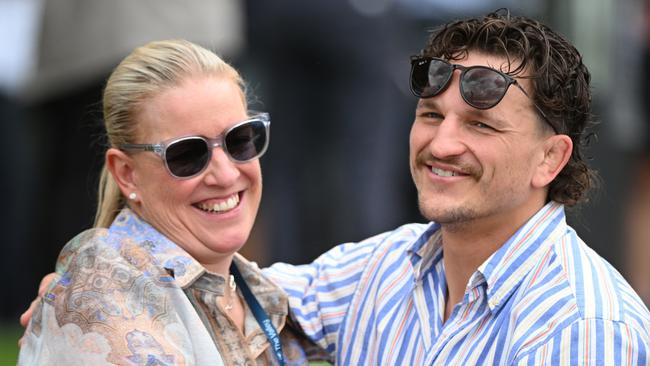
[197,194,240,213]
[431,167,458,177]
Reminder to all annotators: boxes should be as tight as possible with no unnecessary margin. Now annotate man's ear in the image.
[105,148,138,198]
[532,135,573,189]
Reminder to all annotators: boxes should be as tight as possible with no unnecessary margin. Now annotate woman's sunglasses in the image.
[119,112,270,179]
[410,57,556,132]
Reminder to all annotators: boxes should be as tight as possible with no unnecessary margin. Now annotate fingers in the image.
[20,272,58,329]
[20,298,39,328]
[21,272,58,327]
[39,272,58,297]
[18,272,60,347]
[18,297,41,347]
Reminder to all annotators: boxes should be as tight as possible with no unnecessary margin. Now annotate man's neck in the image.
[440,201,546,321]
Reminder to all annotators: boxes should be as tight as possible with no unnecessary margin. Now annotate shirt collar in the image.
[109,208,289,321]
[406,222,443,281]
[477,201,567,311]
[404,202,567,312]
[189,253,289,341]
[232,254,289,318]
[109,208,205,288]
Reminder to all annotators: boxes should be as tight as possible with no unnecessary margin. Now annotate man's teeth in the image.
[197,194,239,213]
[431,167,458,177]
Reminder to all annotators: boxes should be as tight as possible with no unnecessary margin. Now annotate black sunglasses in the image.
[119,112,270,179]
[410,57,556,132]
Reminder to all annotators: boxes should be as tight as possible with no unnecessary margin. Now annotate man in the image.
[263,10,650,364]
[22,10,650,365]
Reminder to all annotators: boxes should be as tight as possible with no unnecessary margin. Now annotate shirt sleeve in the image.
[512,318,650,365]
[17,231,205,366]
[262,236,382,356]
[18,298,198,366]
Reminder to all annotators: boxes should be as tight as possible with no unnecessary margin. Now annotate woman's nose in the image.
[202,147,241,186]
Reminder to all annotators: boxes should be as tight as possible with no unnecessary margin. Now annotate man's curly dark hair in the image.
[418,10,596,206]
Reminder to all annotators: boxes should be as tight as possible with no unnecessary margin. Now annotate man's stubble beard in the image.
[417,196,480,233]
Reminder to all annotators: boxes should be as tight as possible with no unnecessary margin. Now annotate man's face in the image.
[409,52,553,229]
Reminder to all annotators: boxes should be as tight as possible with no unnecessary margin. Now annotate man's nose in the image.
[428,117,467,159]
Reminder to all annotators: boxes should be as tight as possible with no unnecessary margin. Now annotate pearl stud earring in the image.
[128,192,137,200]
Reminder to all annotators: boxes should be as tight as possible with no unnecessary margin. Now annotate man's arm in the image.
[262,237,381,356]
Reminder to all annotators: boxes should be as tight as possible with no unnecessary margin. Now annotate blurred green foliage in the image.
[0,324,20,366]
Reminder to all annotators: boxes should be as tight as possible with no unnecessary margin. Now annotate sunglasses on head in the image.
[119,112,270,179]
[410,57,556,132]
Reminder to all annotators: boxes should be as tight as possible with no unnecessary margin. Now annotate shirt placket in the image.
[189,276,257,366]
[425,278,489,365]
[410,239,446,352]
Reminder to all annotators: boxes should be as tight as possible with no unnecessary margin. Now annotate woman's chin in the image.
[202,231,249,255]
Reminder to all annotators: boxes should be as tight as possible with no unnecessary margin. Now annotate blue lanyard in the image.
[230,262,285,366]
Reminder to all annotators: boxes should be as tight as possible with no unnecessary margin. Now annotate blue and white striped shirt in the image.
[264,202,650,365]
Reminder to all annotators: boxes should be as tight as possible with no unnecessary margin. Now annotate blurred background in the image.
[1,0,649,363]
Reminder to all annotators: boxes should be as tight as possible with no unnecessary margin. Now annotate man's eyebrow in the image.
[466,107,496,119]
[467,108,510,127]
[416,98,438,110]
[416,98,511,127]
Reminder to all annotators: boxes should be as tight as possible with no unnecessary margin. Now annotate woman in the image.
[18,39,324,365]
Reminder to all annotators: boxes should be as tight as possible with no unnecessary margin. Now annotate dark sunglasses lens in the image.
[410,60,430,97]
[427,60,453,96]
[461,67,508,109]
[225,120,267,162]
[165,138,210,177]
[411,59,452,97]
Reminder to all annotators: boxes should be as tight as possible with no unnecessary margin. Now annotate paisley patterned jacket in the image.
[18,208,322,366]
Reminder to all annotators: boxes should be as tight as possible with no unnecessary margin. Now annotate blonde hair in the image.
[94,39,246,228]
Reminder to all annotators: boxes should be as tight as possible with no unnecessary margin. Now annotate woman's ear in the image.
[532,135,573,189]
[105,148,138,200]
